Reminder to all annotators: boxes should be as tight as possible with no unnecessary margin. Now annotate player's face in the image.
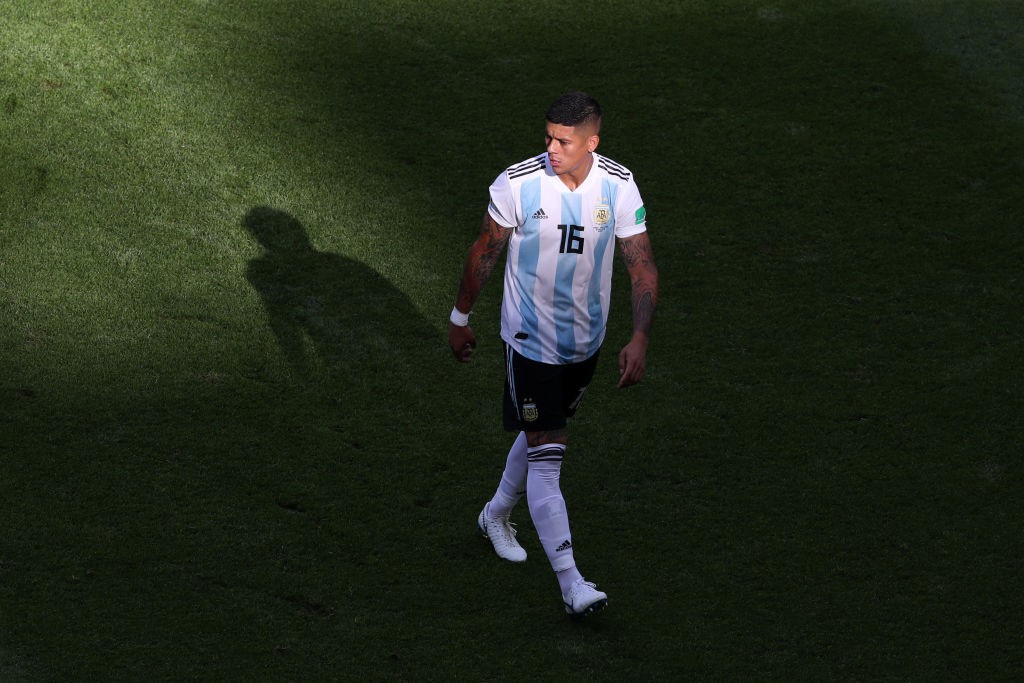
[545,122,599,178]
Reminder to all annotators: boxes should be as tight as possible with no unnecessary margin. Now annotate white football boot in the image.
[477,502,527,562]
[563,580,608,617]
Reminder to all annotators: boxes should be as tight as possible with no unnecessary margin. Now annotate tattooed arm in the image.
[449,213,513,362]
[616,231,659,387]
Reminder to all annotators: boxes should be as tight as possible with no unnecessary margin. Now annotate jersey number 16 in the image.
[557,224,585,254]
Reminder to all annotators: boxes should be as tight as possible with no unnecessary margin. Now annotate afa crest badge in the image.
[522,401,539,422]
[593,204,611,231]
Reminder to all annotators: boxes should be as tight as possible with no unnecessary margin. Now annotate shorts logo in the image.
[593,204,611,231]
[522,400,539,422]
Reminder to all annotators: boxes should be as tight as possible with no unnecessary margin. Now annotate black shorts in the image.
[502,343,600,432]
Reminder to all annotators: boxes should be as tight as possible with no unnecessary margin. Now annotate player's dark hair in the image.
[546,91,602,130]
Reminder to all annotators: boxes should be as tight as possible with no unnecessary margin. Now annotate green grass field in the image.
[2,1,1021,679]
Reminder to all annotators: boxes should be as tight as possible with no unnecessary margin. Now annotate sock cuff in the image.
[527,443,565,463]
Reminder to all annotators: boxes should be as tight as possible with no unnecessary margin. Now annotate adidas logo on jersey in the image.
[532,208,549,220]
[556,539,573,552]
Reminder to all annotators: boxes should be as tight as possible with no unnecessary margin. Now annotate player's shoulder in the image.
[502,153,548,183]
[594,153,634,184]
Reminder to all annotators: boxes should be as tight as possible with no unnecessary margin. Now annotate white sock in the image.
[526,444,578,575]
[487,431,527,517]
[557,567,585,596]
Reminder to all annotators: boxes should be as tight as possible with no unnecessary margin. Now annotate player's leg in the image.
[524,428,577,583]
[478,345,556,563]
[488,430,527,517]
[511,348,605,615]
[525,427,606,617]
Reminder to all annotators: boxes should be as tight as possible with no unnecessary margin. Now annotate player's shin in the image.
[488,431,528,516]
[526,445,579,576]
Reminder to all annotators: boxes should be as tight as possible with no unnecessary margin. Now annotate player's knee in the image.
[526,428,567,447]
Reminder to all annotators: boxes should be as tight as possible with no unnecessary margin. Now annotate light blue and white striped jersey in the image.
[488,152,647,365]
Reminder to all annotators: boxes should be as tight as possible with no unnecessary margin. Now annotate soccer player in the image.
[448,92,658,617]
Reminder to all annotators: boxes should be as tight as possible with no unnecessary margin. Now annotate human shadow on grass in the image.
[242,207,508,659]
[243,205,442,442]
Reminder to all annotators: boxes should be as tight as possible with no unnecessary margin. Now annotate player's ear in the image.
[587,134,600,153]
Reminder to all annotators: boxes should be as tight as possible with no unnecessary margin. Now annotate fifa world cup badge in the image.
[522,400,539,422]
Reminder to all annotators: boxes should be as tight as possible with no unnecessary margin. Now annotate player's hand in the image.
[448,323,477,363]
[617,334,648,388]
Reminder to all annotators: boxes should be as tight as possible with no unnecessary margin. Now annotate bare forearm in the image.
[620,233,659,338]
[456,242,501,311]
[454,214,510,312]
[630,280,657,338]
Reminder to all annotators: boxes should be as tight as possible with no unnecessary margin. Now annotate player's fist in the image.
[448,323,477,362]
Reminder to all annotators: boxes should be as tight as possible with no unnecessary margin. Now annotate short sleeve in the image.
[613,175,647,239]
[487,171,518,229]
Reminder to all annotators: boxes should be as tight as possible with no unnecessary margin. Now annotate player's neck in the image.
[557,153,594,192]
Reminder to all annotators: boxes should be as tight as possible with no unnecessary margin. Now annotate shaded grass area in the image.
[2,0,1022,679]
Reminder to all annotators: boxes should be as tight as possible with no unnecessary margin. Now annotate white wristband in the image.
[449,307,470,327]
